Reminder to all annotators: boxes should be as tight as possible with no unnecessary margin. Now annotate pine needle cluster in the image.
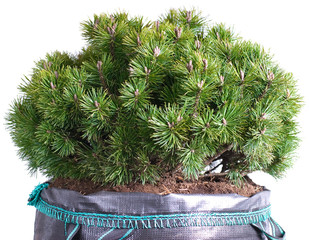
[6,9,302,186]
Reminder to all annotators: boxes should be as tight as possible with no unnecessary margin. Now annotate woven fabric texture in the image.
[29,183,285,240]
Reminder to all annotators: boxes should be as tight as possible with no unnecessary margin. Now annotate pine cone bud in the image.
[107,23,117,36]
[134,89,139,96]
[97,61,102,71]
[167,122,174,128]
[50,82,56,90]
[107,26,111,35]
[129,67,134,75]
[202,59,208,70]
[267,71,274,81]
[144,66,151,75]
[197,80,204,89]
[94,100,100,108]
[286,88,290,99]
[186,11,192,23]
[206,122,210,128]
[156,20,160,32]
[186,60,193,73]
[48,62,52,68]
[222,118,227,126]
[220,75,224,85]
[260,127,266,135]
[216,32,220,40]
[94,18,100,30]
[240,70,245,82]
[174,27,182,39]
[137,34,141,46]
[110,15,115,23]
[177,115,183,122]
[260,113,266,120]
[153,46,161,57]
[54,71,59,79]
[74,94,78,102]
[190,149,195,153]
[195,40,201,50]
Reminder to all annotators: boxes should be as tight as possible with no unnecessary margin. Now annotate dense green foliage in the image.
[7,9,301,185]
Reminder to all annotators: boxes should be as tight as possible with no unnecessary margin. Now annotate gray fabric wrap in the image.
[32,186,285,240]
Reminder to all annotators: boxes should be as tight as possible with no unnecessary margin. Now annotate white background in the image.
[0,0,308,239]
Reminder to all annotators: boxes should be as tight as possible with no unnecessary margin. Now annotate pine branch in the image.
[258,80,272,101]
[258,71,274,101]
[97,61,111,95]
[107,23,117,60]
[192,81,204,117]
[204,144,233,166]
[204,172,228,178]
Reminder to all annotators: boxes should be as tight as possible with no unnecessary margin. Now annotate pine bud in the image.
[50,81,56,90]
[94,100,100,108]
[112,23,117,31]
[156,20,160,32]
[186,60,193,73]
[94,18,100,30]
[153,46,161,57]
[220,75,224,85]
[129,67,134,75]
[79,79,82,87]
[195,40,201,50]
[222,118,227,126]
[206,122,210,128]
[260,127,267,135]
[190,149,195,153]
[286,88,290,99]
[48,62,52,68]
[144,66,151,75]
[134,89,139,97]
[110,14,115,23]
[240,70,245,82]
[216,32,220,40]
[174,27,182,39]
[260,113,266,120]
[197,80,204,89]
[167,122,174,128]
[177,115,183,122]
[107,23,117,36]
[107,26,111,35]
[267,71,275,81]
[97,61,102,71]
[74,94,78,102]
[137,34,141,46]
[54,71,59,79]
[202,59,208,70]
[43,62,47,70]
[186,11,192,23]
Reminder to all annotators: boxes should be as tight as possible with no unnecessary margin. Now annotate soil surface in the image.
[50,171,263,197]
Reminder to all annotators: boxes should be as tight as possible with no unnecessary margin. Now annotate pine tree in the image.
[6,8,302,186]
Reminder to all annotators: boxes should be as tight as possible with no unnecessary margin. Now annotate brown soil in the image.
[50,171,263,197]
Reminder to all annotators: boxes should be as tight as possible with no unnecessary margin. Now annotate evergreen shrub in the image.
[7,9,302,186]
